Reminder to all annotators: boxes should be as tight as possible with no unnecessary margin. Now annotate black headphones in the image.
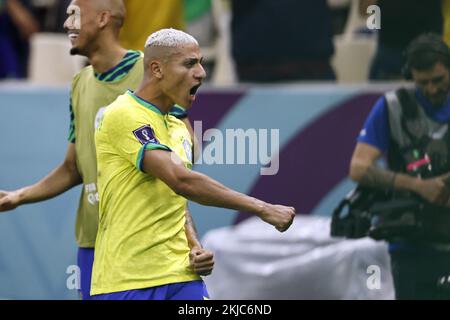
[402,34,450,80]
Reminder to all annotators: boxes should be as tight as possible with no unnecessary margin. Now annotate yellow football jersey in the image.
[91,91,199,295]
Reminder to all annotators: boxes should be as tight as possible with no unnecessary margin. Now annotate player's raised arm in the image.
[142,149,295,232]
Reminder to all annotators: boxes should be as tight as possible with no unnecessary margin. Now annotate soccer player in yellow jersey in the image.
[0,0,213,300]
[91,28,296,300]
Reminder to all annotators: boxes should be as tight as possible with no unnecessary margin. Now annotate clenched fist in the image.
[189,247,214,276]
[259,204,296,232]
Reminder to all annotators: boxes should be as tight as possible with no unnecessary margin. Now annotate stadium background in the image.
[1,0,447,300]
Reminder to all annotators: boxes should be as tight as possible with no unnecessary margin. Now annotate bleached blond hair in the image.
[145,28,198,48]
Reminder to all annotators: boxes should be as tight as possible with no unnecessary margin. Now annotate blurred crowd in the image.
[0,0,449,83]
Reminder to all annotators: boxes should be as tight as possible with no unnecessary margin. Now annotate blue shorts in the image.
[91,280,210,300]
[77,247,95,300]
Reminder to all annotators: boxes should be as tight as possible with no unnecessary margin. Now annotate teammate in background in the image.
[91,28,296,300]
[0,0,213,300]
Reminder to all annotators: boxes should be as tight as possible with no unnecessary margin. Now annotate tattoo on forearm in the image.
[360,165,396,190]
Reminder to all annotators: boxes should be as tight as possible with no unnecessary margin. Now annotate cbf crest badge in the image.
[133,125,158,145]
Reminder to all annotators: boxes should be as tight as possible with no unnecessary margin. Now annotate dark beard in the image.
[429,91,450,108]
[70,47,81,55]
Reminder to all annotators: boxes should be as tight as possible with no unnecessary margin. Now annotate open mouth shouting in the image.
[189,83,202,101]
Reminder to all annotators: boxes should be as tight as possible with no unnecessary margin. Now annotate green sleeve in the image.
[68,98,76,143]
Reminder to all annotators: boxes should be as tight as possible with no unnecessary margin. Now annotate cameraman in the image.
[349,33,450,299]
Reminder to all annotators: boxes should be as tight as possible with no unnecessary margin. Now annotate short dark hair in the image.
[404,33,450,72]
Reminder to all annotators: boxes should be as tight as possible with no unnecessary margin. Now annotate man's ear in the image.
[150,61,163,79]
[98,11,111,29]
